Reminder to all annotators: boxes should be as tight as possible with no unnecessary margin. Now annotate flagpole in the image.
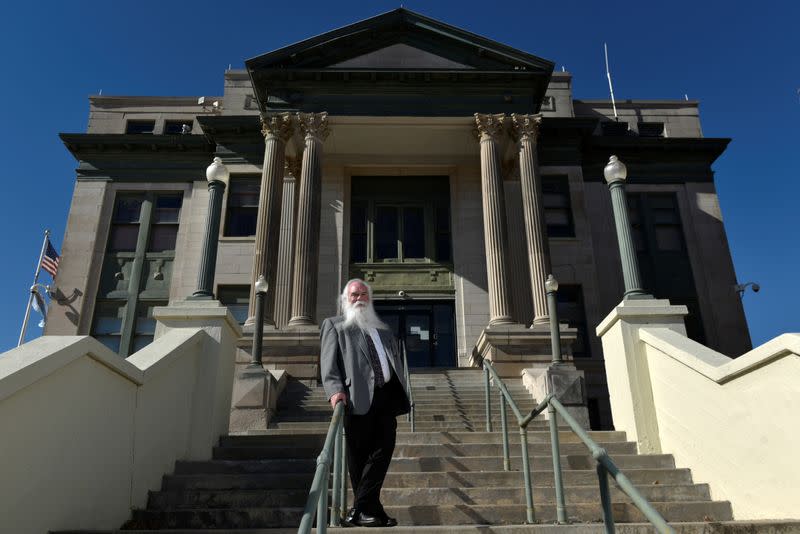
[18,230,50,347]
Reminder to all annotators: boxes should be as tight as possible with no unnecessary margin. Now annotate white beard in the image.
[343,300,387,331]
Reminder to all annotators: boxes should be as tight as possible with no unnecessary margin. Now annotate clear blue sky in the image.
[2,1,798,351]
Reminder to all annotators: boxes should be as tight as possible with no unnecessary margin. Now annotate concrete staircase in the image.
[58,369,799,533]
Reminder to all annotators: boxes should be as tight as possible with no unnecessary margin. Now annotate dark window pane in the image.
[164,120,192,134]
[125,120,155,134]
[148,225,178,252]
[436,235,451,262]
[218,286,250,325]
[435,207,450,233]
[132,301,166,353]
[542,176,574,237]
[351,235,367,263]
[153,195,182,223]
[224,177,260,237]
[402,207,425,259]
[109,225,139,252]
[92,301,125,354]
[114,197,143,223]
[375,206,398,260]
[351,205,367,233]
[655,226,683,251]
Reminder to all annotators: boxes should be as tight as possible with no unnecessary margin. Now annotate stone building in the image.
[47,8,750,429]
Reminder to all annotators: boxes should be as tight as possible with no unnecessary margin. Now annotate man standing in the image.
[320,279,410,528]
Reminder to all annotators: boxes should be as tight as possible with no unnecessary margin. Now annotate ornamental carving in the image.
[511,113,543,143]
[297,112,330,141]
[259,112,293,141]
[474,113,506,141]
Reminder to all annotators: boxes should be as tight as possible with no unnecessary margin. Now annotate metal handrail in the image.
[482,359,675,533]
[297,400,347,534]
[401,339,416,432]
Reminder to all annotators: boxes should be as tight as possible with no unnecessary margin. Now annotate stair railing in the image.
[297,400,348,534]
[400,339,416,432]
[483,359,675,533]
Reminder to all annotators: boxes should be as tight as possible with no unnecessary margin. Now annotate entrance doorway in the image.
[374,301,456,368]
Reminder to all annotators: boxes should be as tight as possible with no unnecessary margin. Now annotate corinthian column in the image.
[245,112,293,328]
[475,113,514,326]
[288,112,329,327]
[512,113,552,326]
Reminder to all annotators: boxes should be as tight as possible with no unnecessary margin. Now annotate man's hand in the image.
[329,392,347,409]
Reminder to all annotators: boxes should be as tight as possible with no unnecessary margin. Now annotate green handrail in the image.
[482,359,676,533]
[297,401,347,534]
[401,339,415,432]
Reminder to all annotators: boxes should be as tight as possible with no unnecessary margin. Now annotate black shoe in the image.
[349,511,394,528]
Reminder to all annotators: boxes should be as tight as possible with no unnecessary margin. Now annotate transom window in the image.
[224,175,260,237]
[350,176,451,264]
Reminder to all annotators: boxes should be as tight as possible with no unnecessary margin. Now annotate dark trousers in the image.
[343,375,398,517]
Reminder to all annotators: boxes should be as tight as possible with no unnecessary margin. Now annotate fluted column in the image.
[475,113,514,326]
[274,157,301,328]
[288,112,329,327]
[512,113,551,326]
[246,113,293,327]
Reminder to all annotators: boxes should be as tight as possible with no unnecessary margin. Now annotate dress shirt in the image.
[366,327,392,383]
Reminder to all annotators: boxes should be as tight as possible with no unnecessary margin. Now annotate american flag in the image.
[41,239,60,278]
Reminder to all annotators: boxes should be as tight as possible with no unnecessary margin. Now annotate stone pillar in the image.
[512,114,551,326]
[475,113,513,326]
[274,157,301,329]
[288,112,329,328]
[246,113,293,327]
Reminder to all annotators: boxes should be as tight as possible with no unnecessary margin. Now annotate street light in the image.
[603,155,647,299]
[191,157,229,299]
[545,274,564,366]
[250,275,268,367]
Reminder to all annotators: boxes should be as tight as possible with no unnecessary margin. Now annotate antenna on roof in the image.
[562,66,566,72]
[228,64,231,71]
[99,89,102,95]
[684,94,689,101]
[604,43,618,120]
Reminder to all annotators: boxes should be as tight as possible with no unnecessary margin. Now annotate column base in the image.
[522,364,590,429]
[470,322,577,378]
[230,365,287,433]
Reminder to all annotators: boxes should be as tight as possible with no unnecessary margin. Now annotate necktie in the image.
[364,333,386,388]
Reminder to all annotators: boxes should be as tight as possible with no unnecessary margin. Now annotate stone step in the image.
[219,431,629,447]
[268,422,549,431]
[162,466,688,491]
[269,414,545,423]
[147,484,712,510]
[125,500,733,528]
[212,441,638,460]
[54,520,800,533]
[177,453,674,475]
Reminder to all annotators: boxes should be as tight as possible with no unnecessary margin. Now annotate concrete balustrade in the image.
[0,301,240,534]
[597,299,800,520]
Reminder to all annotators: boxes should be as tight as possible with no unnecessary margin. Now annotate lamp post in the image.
[250,275,268,367]
[545,274,564,366]
[191,157,229,299]
[603,155,647,299]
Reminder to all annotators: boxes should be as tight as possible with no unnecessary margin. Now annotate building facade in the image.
[47,9,750,428]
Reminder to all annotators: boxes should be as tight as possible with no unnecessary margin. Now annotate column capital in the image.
[474,113,506,142]
[285,156,302,180]
[297,112,330,141]
[511,113,543,143]
[259,112,294,141]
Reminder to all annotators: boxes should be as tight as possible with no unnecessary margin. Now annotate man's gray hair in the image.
[338,278,372,315]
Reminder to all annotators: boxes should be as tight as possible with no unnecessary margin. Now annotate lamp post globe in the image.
[206,157,230,185]
[603,154,627,184]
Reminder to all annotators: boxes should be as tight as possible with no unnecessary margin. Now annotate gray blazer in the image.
[320,316,411,416]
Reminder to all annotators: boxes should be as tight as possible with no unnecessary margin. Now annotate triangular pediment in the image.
[246,8,554,73]
[329,43,473,70]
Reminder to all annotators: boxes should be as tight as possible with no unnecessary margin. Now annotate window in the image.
[542,176,574,238]
[125,120,155,134]
[638,122,664,137]
[218,286,250,325]
[541,95,556,112]
[164,120,192,135]
[627,193,706,343]
[557,285,591,358]
[224,176,260,237]
[91,192,183,357]
[350,176,451,264]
